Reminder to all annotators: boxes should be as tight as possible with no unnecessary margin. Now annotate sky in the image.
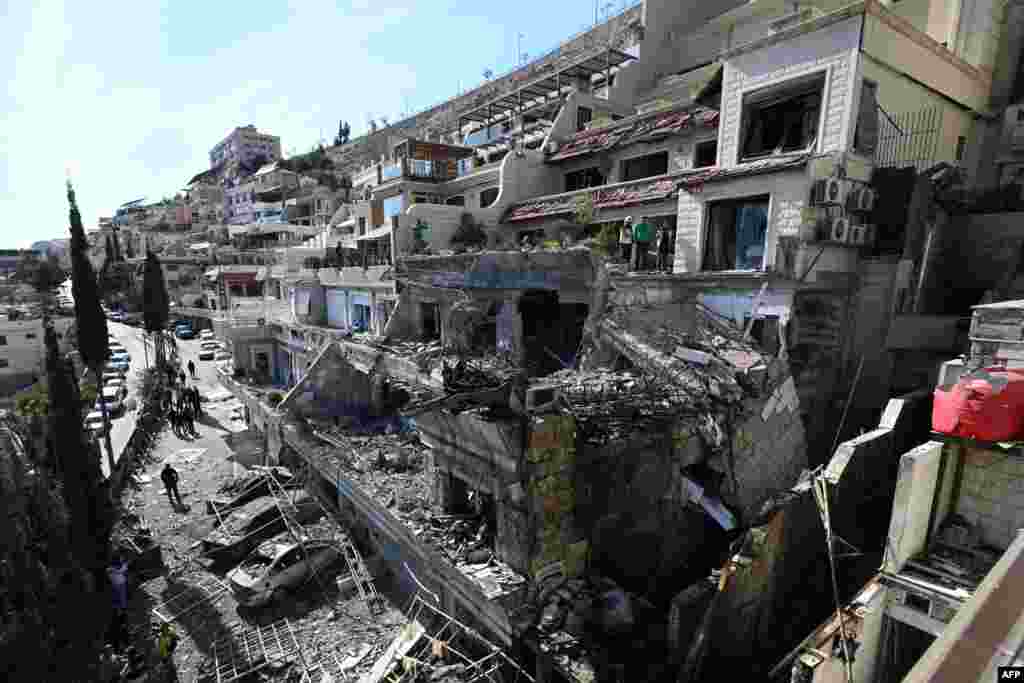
[1,0,634,248]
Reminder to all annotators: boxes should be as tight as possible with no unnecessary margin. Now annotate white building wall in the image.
[718,16,863,167]
[674,168,810,273]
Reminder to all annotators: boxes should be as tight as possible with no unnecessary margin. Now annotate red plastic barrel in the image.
[933,368,1024,442]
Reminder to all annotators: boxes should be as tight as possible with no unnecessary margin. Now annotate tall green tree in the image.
[67,181,114,471]
[44,320,110,570]
[104,234,114,264]
[143,251,170,367]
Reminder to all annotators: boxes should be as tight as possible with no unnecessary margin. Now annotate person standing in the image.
[632,215,653,271]
[619,217,633,264]
[178,370,186,386]
[161,463,182,506]
[656,224,672,272]
[107,553,129,653]
[187,359,196,380]
[191,386,202,418]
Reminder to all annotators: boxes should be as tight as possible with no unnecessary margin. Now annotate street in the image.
[101,323,233,477]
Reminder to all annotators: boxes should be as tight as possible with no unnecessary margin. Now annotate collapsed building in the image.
[237,240,850,681]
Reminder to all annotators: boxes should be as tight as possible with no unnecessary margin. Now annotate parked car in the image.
[227,539,344,607]
[106,358,129,372]
[214,350,232,362]
[85,411,106,436]
[102,370,124,383]
[105,377,128,398]
[175,326,195,340]
[199,329,214,341]
[198,348,215,361]
[200,340,222,351]
[111,350,131,363]
[201,493,322,565]
[96,387,124,415]
[109,342,126,354]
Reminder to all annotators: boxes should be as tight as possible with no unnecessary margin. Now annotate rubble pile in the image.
[530,574,666,683]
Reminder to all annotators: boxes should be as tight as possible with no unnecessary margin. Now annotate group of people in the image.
[165,383,202,439]
[619,215,673,272]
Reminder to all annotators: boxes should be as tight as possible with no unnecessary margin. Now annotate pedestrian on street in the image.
[187,359,196,379]
[161,463,182,506]
[168,407,181,438]
[192,386,202,417]
[656,223,672,272]
[178,370,186,386]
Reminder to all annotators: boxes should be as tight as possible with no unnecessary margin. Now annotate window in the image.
[694,140,718,168]
[0,359,8,368]
[621,152,669,182]
[853,81,879,156]
[703,195,770,272]
[382,195,404,219]
[446,196,465,207]
[358,217,367,235]
[25,333,36,339]
[576,106,593,132]
[421,303,440,340]
[0,335,7,346]
[480,187,499,208]
[564,167,605,192]
[740,73,825,160]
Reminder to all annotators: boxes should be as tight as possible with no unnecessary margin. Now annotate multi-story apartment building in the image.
[0,315,74,396]
[209,125,282,170]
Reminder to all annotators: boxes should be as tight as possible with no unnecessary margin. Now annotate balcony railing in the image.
[380,158,459,183]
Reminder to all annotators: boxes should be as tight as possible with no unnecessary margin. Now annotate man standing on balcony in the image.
[619,217,633,264]
[632,215,653,271]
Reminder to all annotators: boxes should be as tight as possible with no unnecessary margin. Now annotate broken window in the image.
[421,302,440,340]
[703,195,770,272]
[621,151,669,182]
[565,167,605,192]
[519,290,588,376]
[694,140,718,168]
[740,73,825,160]
[480,187,499,208]
[853,80,879,157]
[577,106,593,132]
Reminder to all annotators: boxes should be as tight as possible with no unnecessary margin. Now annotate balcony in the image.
[381,157,461,183]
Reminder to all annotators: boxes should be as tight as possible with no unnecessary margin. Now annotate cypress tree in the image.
[143,251,170,366]
[67,181,114,471]
[111,228,122,263]
[104,234,114,264]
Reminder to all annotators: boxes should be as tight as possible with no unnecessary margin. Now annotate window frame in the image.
[619,151,670,182]
[564,167,605,193]
[700,194,772,273]
[736,68,829,164]
[0,359,9,368]
[479,187,499,208]
[693,139,719,168]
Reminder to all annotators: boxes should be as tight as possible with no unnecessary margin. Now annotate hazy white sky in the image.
[1,0,628,247]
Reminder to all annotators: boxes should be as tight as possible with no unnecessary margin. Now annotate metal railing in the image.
[874,105,944,172]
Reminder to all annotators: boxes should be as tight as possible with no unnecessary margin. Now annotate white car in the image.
[200,340,222,351]
[214,350,232,362]
[199,330,214,341]
[96,387,124,415]
[105,377,128,398]
[85,411,106,436]
[227,540,344,607]
[102,370,124,383]
[106,358,129,373]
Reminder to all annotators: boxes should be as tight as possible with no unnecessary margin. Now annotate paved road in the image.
[100,322,149,477]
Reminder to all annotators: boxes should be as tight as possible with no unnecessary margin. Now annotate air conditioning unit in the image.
[829,216,851,243]
[811,177,849,206]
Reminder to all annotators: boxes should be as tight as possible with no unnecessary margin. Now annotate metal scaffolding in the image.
[209,618,316,683]
[151,574,232,624]
[367,593,535,683]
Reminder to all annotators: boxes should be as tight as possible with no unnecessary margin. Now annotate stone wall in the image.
[954,444,1024,550]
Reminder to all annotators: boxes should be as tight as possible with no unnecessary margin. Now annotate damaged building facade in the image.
[199,1,1024,682]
